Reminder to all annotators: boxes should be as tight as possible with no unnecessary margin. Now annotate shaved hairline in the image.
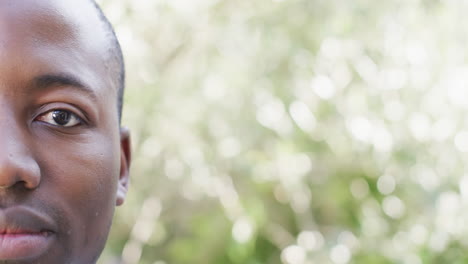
[89,0,125,122]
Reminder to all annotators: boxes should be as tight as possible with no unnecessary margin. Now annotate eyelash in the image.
[35,109,83,128]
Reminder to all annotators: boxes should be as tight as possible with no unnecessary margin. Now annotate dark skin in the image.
[0,0,130,263]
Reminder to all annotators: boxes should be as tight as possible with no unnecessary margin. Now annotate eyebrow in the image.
[31,73,98,101]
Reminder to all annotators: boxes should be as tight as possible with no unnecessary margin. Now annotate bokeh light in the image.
[96,0,468,263]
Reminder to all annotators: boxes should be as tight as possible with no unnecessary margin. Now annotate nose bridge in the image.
[0,109,40,189]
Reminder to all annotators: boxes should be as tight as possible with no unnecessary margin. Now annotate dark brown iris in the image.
[52,110,71,126]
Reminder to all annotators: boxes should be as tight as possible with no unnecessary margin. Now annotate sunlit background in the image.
[96,0,468,263]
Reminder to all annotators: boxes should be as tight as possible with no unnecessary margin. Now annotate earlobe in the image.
[116,127,131,206]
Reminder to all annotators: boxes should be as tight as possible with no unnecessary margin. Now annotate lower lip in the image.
[0,232,54,260]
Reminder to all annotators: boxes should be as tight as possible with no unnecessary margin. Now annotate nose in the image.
[0,127,41,190]
[0,152,40,189]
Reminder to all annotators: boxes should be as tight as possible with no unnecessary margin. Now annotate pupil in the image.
[52,110,71,125]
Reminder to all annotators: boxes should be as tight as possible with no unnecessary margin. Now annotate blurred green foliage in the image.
[97,0,468,263]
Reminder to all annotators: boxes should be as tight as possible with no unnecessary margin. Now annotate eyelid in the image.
[33,103,90,126]
[36,109,83,127]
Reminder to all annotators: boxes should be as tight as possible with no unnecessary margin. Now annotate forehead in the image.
[0,0,105,45]
[0,0,112,96]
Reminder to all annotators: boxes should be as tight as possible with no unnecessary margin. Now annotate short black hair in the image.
[90,0,126,121]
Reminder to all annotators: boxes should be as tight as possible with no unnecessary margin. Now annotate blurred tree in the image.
[97,0,468,263]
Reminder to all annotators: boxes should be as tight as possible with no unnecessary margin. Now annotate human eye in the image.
[36,109,83,127]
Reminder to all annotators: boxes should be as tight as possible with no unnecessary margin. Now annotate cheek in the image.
[44,137,120,207]
[36,132,121,254]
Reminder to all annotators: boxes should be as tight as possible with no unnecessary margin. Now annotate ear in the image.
[116,127,131,206]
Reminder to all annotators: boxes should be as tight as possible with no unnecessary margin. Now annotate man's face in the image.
[0,0,130,263]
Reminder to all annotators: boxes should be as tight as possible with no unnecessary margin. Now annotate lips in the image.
[0,207,56,260]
